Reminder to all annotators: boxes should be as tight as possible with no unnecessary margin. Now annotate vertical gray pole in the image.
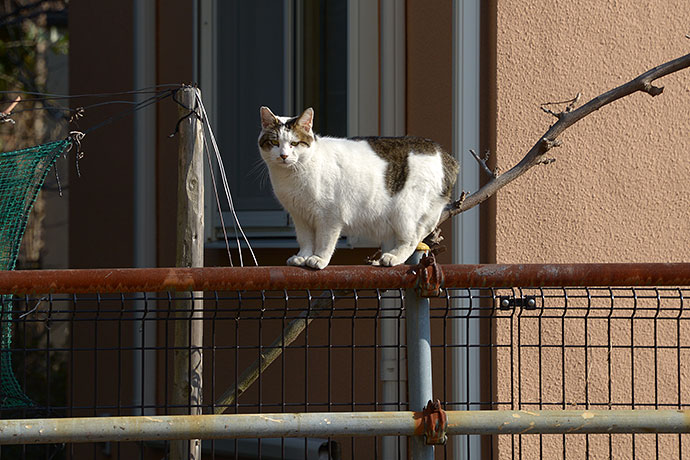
[452,0,482,457]
[406,246,434,460]
[171,86,204,460]
[132,0,157,418]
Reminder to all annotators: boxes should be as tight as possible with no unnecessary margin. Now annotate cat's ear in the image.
[297,107,314,132]
[260,106,278,129]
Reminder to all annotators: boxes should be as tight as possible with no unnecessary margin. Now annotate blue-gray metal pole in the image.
[405,247,435,459]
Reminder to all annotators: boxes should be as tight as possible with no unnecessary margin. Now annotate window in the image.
[200,0,384,247]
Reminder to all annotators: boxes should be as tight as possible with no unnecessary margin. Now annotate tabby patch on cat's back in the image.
[258,106,459,270]
[352,136,458,197]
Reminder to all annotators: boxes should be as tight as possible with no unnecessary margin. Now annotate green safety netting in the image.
[0,139,70,407]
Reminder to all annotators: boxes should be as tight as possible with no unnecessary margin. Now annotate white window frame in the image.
[451,1,482,459]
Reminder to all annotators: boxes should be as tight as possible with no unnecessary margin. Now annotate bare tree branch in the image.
[469,149,496,178]
[437,51,690,227]
[541,92,582,119]
[0,96,20,124]
[1,96,21,115]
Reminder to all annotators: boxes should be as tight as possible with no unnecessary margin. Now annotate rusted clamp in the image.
[422,399,448,445]
[412,252,444,297]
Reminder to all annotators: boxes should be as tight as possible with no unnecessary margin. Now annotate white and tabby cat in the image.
[258,106,459,269]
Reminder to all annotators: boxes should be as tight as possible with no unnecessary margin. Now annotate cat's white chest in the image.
[270,143,390,230]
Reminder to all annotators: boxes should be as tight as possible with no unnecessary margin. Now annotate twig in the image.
[1,96,20,114]
[422,226,450,254]
[469,149,496,178]
[541,92,582,119]
[0,96,20,123]
[436,51,690,227]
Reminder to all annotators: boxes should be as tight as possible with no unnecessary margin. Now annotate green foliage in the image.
[0,1,69,93]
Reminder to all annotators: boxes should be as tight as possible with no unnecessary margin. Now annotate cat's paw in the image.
[287,255,307,266]
[305,255,329,270]
[379,253,403,267]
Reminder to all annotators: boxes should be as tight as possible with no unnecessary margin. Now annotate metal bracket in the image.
[499,295,537,310]
[422,399,448,445]
[412,253,444,297]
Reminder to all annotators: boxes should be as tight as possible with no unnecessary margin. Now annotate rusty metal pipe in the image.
[2,410,690,445]
[1,264,690,295]
[0,265,414,294]
[441,263,690,289]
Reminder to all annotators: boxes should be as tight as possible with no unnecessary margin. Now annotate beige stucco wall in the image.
[492,2,690,458]
[493,0,690,263]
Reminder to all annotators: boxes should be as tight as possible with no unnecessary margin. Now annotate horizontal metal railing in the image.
[2,262,690,457]
[2,410,690,445]
[1,263,690,294]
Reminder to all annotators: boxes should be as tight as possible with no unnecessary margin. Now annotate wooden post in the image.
[171,86,204,460]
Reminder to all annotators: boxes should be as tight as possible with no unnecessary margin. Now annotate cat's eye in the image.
[270,140,279,146]
[290,142,300,147]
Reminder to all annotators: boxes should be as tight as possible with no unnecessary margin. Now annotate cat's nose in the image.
[280,153,288,160]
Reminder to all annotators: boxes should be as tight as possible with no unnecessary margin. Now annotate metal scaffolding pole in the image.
[3,263,690,294]
[405,248,435,460]
[3,410,690,445]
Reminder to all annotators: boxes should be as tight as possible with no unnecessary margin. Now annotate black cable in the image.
[0,84,182,104]
[82,89,174,135]
[8,97,170,117]
[1,88,177,136]
[1,86,183,130]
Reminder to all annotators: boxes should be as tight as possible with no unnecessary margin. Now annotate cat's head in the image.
[258,106,314,168]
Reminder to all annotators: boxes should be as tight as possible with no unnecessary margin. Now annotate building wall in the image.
[491,2,690,459]
[491,1,690,263]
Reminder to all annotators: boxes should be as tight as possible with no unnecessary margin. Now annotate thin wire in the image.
[10,99,160,116]
[83,90,173,135]
[194,89,258,266]
[0,84,181,102]
[203,136,235,267]
[1,88,177,135]
[195,90,250,266]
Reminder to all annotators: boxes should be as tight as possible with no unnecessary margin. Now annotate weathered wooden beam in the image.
[171,85,205,460]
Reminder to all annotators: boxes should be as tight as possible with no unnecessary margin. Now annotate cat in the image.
[258,106,459,269]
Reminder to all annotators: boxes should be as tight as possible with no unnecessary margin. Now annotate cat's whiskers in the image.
[248,157,271,189]
[248,157,266,175]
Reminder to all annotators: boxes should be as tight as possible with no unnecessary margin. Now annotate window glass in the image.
[213,1,349,235]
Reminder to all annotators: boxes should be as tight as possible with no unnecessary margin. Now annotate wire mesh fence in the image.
[0,265,689,459]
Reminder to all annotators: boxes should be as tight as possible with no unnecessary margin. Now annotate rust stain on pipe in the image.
[0,263,689,295]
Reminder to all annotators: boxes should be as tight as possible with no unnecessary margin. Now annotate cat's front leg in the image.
[377,239,418,267]
[287,215,315,267]
[305,224,341,270]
